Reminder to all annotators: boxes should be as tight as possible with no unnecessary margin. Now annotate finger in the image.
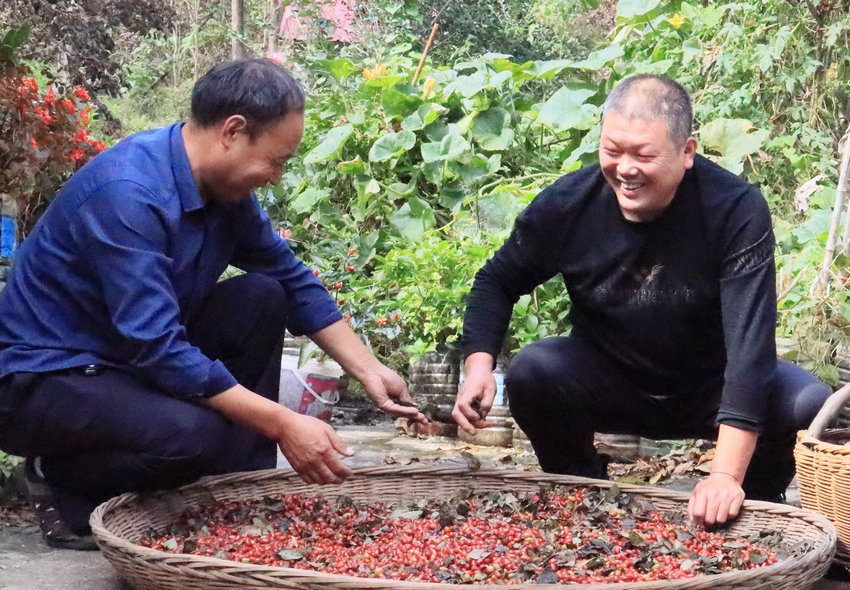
[319,450,351,482]
[452,404,476,435]
[688,491,706,525]
[298,469,316,485]
[702,496,721,527]
[714,498,731,524]
[728,489,745,519]
[327,429,355,457]
[312,461,347,485]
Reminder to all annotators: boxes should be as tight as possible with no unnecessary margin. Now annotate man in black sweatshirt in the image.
[453,74,830,526]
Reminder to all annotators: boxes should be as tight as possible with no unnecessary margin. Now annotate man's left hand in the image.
[687,472,746,526]
[360,364,429,424]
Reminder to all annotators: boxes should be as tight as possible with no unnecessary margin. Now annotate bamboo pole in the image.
[411,23,438,85]
[815,121,850,297]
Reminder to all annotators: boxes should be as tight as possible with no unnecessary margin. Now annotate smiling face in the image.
[598,111,697,223]
[202,111,304,204]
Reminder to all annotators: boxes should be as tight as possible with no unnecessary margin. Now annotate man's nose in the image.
[269,167,284,186]
[617,156,638,177]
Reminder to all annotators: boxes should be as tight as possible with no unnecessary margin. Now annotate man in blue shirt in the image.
[0,58,426,549]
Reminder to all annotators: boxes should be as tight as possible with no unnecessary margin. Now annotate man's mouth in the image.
[620,180,643,192]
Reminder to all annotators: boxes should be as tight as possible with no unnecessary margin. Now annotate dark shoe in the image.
[22,459,98,551]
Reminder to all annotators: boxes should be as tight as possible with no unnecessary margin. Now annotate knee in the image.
[793,378,831,427]
[240,273,288,310]
[771,362,832,430]
[507,341,557,392]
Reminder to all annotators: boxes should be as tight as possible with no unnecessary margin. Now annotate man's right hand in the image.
[275,412,353,485]
[204,384,353,485]
[452,352,497,436]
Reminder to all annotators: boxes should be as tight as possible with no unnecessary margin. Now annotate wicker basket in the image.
[794,382,850,567]
[90,465,836,590]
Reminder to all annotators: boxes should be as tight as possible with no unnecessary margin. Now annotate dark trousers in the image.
[0,273,287,531]
[505,337,831,499]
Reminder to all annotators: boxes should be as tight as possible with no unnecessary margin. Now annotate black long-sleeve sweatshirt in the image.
[462,154,777,431]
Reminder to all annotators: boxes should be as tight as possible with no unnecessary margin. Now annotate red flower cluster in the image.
[1,66,106,235]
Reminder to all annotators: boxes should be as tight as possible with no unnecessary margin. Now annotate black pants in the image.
[505,337,832,499]
[0,273,287,531]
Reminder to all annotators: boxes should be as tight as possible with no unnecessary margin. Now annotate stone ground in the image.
[1,411,849,589]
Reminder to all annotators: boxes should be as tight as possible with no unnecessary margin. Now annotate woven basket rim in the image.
[91,465,838,590]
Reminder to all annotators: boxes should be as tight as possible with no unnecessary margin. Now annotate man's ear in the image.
[683,136,698,169]
[219,115,248,148]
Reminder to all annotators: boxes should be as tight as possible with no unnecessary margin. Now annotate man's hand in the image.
[203,384,354,485]
[687,424,757,526]
[276,412,353,485]
[452,352,496,436]
[360,363,428,424]
[308,320,427,425]
[687,471,746,526]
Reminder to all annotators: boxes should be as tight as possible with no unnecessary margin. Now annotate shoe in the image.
[21,459,98,551]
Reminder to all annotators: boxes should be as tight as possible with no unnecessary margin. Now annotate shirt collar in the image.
[169,122,205,212]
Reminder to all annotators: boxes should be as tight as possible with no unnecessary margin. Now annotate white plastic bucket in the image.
[278,355,343,421]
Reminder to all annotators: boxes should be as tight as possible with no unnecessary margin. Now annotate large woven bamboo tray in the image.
[90,465,836,590]
[795,382,850,567]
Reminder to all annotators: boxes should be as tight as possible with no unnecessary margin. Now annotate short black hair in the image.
[190,58,305,139]
[602,74,693,145]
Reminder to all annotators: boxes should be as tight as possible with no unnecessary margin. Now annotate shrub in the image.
[0,29,105,237]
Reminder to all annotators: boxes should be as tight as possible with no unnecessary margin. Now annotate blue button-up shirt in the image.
[0,123,341,398]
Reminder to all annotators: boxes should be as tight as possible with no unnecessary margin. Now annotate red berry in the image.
[347,248,356,255]
[347,266,355,272]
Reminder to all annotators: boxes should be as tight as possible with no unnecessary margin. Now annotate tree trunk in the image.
[231,0,246,59]
[269,0,284,54]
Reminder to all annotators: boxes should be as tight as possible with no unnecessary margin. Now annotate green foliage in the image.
[0,32,106,237]
[0,0,175,96]
[413,0,612,64]
[0,451,22,494]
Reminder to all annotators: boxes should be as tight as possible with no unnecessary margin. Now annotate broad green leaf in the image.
[421,132,470,163]
[488,154,502,173]
[337,156,365,175]
[572,45,625,70]
[402,103,446,131]
[617,0,661,19]
[303,124,353,164]
[369,130,416,162]
[454,155,490,183]
[439,182,467,210]
[289,187,329,214]
[479,129,515,151]
[527,59,572,79]
[387,179,416,198]
[700,118,769,160]
[487,70,513,88]
[448,72,487,98]
[364,178,381,194]
[537,86,599,131]
[381,84,422,117]
[472,107,510,140]
[391,197,436,243]
[424,120,449,142]
[317,58,356,82]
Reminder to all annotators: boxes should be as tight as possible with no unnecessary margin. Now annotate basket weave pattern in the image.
[795,382,850,567]
[91,465,836,590]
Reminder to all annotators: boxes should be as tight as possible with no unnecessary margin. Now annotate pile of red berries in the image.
[139,485,781,585]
